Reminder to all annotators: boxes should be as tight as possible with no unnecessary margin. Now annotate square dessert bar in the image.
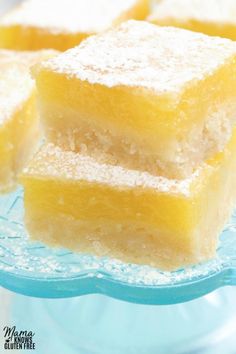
[34,20,236,179]
[0,49,56,192]
[21,128,236,270]
[0,0,149,51]
[149,0,236,41]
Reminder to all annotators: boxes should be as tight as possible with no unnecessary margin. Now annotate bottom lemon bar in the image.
[21,132,236,270]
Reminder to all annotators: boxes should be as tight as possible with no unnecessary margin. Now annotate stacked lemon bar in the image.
[21,20,236,270]
[149,0,236,40]
[0,49,56,192]
[0,0,149,51]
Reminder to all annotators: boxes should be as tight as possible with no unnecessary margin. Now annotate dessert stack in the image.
[21,20,236,270]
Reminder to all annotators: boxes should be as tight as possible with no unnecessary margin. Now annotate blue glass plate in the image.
[0,188,236,305]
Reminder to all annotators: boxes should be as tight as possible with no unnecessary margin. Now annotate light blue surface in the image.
[11,288,236,354]
[0,188,236,304]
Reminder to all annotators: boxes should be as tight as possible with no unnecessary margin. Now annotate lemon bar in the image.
[21,128,236,270]
[149,0,236,40]
[34,20,236,179]
[0,0,149,51]
[0,49,56,192]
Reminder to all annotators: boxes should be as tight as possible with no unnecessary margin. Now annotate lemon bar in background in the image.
[149,0,236,41]
[0,49,56,193]
[21,127,236,270]
[0,0,149,51]
[34,20,236,179]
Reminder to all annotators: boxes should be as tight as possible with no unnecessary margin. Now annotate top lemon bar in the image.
[0,0,149,51]
[149,0,236,40]
[34,20,236,179]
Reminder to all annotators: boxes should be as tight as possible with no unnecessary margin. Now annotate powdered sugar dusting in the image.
[0,0,139,34]
[42,20,236,95]
[0,49,57,125]
[149,0,236,26]
[23,143,203,196]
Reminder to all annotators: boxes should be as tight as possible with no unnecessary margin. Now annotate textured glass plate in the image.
[0,188,236,305]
